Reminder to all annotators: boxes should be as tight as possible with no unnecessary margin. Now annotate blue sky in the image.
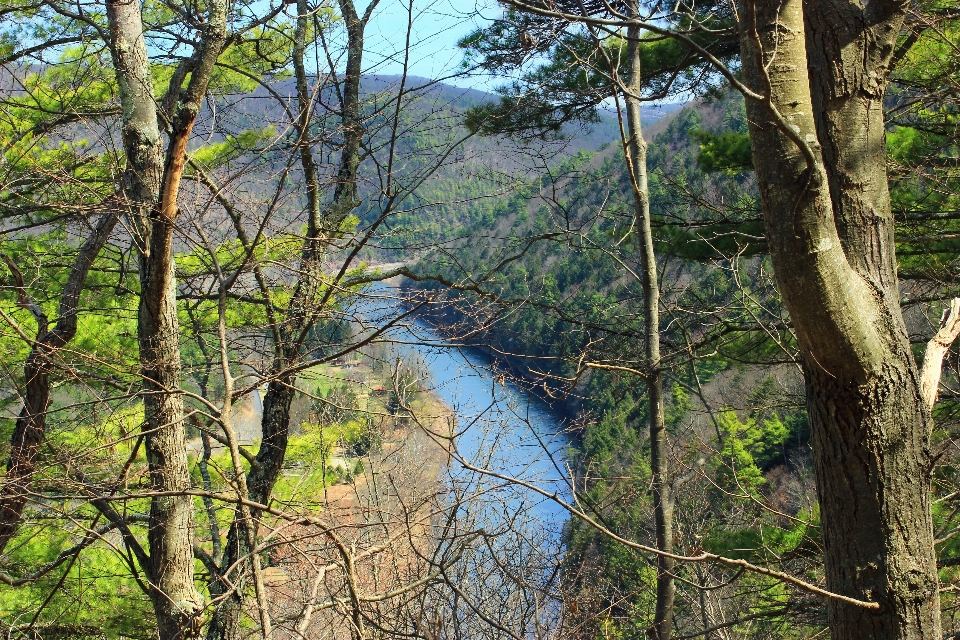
[357,0,498,89]
[354,0,686,107]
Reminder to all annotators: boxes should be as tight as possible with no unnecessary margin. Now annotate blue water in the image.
[359,285,573,538]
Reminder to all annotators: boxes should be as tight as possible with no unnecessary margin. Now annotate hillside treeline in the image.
[0,1,959,640]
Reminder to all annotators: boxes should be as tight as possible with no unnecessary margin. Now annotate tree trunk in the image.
[0,210,120,553]
[138,228,203,639]
[205,381,295,640]
[737,1,941,637]
[624,19,674,640]
[108,0,226,634]
[205,3,366,638]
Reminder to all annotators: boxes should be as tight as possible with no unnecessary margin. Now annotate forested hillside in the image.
[1,1,959,639]
[406,90,828,636]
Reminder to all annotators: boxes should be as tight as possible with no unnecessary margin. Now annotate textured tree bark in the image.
[108,1,200,637]
[737,0,941,637]
[205,3,366,638]
[108,0,226,635]
[138,229,205,639]
[624,18,674,640]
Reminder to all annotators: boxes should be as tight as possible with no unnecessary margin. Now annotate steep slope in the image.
[404,91,824,638]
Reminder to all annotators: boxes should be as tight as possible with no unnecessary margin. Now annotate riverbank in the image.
[256,291,570,635]
[398,278,585,420]
[252,356,458,635]
[316,375,454,514]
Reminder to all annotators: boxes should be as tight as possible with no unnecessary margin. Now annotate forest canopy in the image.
[0,1,959,639]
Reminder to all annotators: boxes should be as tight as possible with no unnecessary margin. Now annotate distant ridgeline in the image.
[183,74,627,254]
[141,71,682,265]
[352,90,694,257]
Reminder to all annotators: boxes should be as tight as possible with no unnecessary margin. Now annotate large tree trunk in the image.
[205,381,295,640]
[138,226,204,639]
[109,0,226,634]
[108,0,201,635]
[737,1,941,638]
[623,18,673,640]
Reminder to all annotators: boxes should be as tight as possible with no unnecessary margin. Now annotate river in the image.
[361,284,573,541]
